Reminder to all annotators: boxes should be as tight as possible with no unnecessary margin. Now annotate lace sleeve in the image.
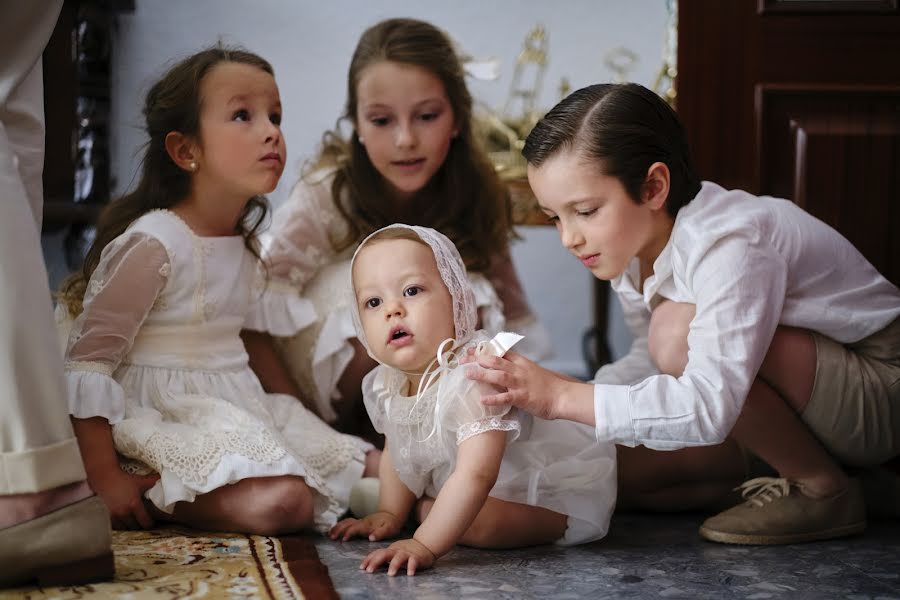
[264,173,347,291]
[441,375,521,446]
[64,233,170,422]
[438,333,525,446]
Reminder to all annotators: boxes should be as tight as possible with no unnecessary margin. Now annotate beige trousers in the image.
[0,0,87,494]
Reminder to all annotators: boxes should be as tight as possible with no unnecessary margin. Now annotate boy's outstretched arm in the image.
[330,443,415,542]
[465,350,596,426]
[361,429,506,576]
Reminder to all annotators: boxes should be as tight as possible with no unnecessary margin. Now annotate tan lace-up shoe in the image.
[0,495,113,587]
[699,477,866,545]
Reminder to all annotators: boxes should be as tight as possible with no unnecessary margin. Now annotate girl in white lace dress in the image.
[243,18,552,430]
[57,47,377,536]
[329,225,617,576]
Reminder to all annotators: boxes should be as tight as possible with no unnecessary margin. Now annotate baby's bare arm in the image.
[411,430,506,558]
[330,444,416,541]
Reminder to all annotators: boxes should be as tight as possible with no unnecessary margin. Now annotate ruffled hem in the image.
[64,368,126,424]
[144,449,366,533]
[245,281,318,336]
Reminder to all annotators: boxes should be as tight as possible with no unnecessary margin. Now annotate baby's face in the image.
[353,238,456,374]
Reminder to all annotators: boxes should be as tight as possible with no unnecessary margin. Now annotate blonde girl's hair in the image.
[58,45,274,317]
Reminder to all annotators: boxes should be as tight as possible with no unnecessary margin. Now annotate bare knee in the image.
[757,326,817,413]
[460,510,500,548]
[243,477,315,535]
[648,301,696,376]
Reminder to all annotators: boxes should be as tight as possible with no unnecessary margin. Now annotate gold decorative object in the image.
[653,0,678,107]
[558,77,572,101]
[471,24,549,183]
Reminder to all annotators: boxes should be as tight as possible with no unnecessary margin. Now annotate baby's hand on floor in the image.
[361,538,436,576]
[329,511,403,541]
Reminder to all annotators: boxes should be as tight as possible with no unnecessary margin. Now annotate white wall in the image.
[47,0,669,376]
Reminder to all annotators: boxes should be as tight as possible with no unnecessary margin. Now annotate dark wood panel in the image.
[787,111,900,283]
[758,0,899,14]
[678,0,900,286]
[759,86,900,283]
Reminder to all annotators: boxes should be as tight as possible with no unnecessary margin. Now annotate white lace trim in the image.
[114,425,287,487]
[65,360,113,377]
[456,417,521,445]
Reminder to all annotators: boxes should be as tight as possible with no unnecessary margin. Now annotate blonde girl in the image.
[58,47,377,535]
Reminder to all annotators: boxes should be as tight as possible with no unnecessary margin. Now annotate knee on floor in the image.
[244,477,315,536]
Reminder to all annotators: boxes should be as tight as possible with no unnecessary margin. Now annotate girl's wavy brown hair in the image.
[58,45,273,317]
[309,18,514,273]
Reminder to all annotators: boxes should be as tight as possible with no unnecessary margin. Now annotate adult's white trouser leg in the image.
[0,0,87,494]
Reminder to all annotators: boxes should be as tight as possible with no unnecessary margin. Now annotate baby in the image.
[330,224,617,575]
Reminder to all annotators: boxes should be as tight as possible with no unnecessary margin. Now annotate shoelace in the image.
[736,477,793,508]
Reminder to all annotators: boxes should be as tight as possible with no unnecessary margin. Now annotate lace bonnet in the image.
[349,224,478,359]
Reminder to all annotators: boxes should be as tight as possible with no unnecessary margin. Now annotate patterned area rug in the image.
[0,528,337,599]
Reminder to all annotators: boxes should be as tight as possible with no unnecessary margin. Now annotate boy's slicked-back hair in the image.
[523,83,701,216]
[58,44,274,316]
[310,17,513,273]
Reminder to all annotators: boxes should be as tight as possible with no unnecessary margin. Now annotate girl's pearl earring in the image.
[189,161,197,172]
[358,136,365,145]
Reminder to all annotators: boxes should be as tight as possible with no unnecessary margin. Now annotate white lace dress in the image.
[62,210,372,532]
[362,331,618,546]
[262,168,552,422]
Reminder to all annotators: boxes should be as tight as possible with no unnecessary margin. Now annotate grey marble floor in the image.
[314,514,900,599]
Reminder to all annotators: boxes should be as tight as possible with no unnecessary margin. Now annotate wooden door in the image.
[677,0,900,285]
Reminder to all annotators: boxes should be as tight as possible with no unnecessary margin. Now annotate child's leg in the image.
[151,475,315,536]
[650,302,846,491]
[616,442,746,511]
[415,496,567,549]
[649,300,847,497]
[650,301,866,544]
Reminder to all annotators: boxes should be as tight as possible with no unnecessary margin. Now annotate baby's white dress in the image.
[62,210,372,532]
[362,331,617,546]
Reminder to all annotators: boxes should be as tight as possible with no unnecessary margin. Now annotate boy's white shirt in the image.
[592,181,900,450]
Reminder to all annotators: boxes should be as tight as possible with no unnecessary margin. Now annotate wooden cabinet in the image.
[677,0,900,285]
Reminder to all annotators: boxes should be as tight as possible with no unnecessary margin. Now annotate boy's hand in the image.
[463,350,565,420]
[329,511,403,542]
[90,469,159,530]
[361,538,436,576]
